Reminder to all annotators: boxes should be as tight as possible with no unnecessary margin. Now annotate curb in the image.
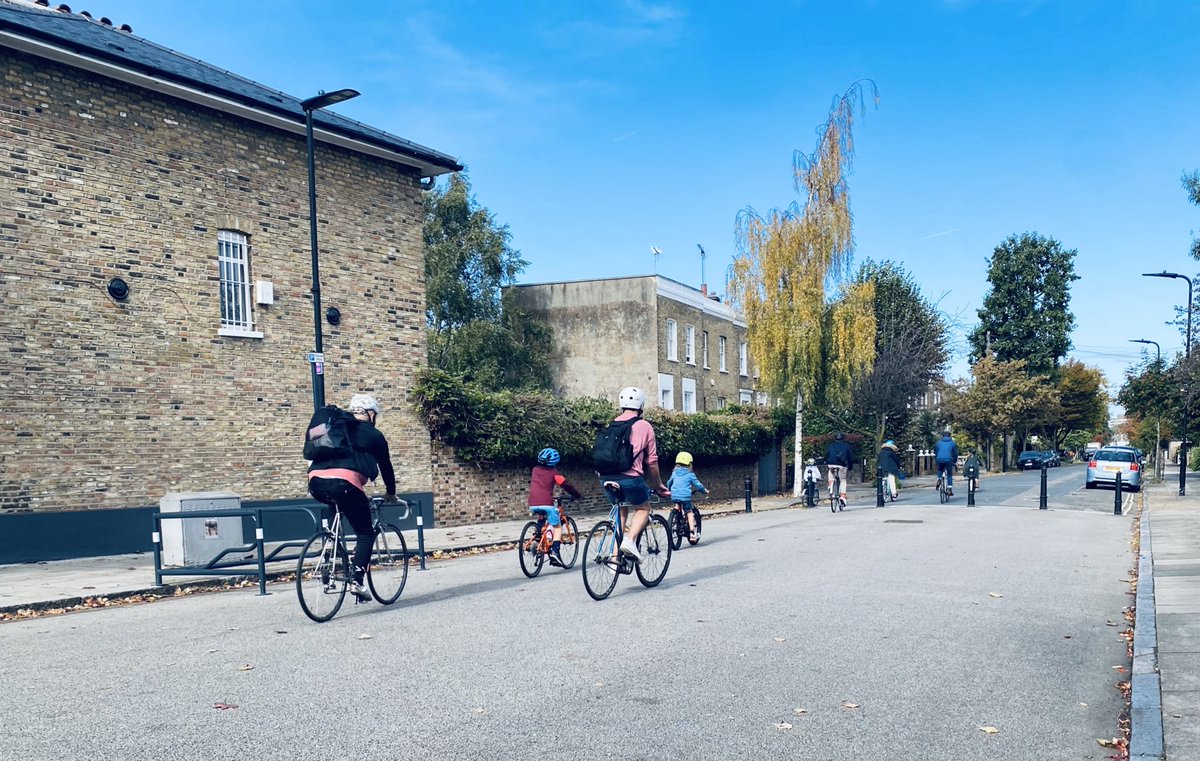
[1130,504,1165,760]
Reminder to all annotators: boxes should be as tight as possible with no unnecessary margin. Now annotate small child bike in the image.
[518,495,579,577]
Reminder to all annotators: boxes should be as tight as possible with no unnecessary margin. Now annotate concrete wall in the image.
[0,50,433,514]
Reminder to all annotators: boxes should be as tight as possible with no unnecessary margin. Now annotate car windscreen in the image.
[1017,451,1040,458]
[1094,450,1134,462]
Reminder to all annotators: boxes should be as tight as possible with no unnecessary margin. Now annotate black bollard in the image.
[1039,462,1048,509]
[876,467,885,507]
[967,474,976,507]
[744,475,753,513]
[1114,471,1123,515]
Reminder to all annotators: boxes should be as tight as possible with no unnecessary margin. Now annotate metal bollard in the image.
[876,467,885,507]
[744,475,753,513]
[862,458,869,483]
[1039,463,1048,509]
[1115,471,1123,515]
[967,474,976,507]
[415,499,428,571]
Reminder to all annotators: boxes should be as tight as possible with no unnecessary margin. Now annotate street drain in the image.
[883,519,923,524]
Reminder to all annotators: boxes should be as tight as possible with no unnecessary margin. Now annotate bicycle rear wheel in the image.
[688,509,702,545]
[635,514,672,588]
[297,530,349,623]
[558,516,580,570]
[367,523,408,605]
[669,507,685,551]
[518,521,545,578]
[582,520,619,601]
[939,482,949,504]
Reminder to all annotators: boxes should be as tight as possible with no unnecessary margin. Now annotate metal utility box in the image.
[159,492,242,567]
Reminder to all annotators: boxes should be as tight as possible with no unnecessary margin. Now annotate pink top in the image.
[615,410,657,478]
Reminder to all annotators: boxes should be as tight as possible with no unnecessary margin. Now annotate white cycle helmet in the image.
[618,386,645,411]
[349,393,381,417]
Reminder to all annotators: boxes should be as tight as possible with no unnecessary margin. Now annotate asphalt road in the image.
[881,462,1136,513]
[1,479,1134,761]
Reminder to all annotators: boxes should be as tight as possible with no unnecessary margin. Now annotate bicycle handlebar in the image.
[370,495,412,521]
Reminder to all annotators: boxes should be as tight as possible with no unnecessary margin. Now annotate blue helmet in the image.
[537,447,561,467]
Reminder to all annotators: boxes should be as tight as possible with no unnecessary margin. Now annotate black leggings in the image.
[308,477,374,582]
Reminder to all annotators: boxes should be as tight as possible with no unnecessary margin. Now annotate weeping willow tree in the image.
[729,82,878,496]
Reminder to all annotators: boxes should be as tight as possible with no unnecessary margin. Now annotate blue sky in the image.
[93,0,1200,400]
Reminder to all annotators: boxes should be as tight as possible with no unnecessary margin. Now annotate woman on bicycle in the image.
[666,451,707,542]
[527,447,581,567]
[877,440,905,500]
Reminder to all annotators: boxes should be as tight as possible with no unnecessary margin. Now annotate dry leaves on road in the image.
[773,637,786,643]
[979,726,1000,734]
[213,702,238,710]
[773,722,793,731]
[236,664,255,672]
[988,592,1004,599]
[357,633,373,640]
[793,708,808,715]
[841,702,860,709]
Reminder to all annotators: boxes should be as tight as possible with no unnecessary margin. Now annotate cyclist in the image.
[963,449,982,491]
[934,429,959,496]
[597,386,670,564]
[307,394,398,601]
[825,432,853,505]
[527,447,582,567]
[877,439,905,499]
[667,450,708,542]
[801,458,822,506]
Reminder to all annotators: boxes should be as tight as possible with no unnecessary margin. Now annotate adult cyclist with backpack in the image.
[593,386,670,564]
[305,394,398,602]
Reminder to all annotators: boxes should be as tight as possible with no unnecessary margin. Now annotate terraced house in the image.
[0,0,460,561]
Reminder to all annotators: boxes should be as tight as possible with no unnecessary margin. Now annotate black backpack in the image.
[592,417,639,475]
[304,405,380,481]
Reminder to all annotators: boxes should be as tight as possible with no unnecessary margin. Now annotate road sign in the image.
[306,352,325,364]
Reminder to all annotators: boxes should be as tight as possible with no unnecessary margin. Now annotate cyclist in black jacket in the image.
[308,394,398,601]
[825,432,853,503]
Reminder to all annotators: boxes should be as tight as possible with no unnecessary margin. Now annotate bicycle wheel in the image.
[582,520,619,601]
[939,482,949,504]
[635,514,672,588]
[669,508,684,551]
[518,521,545,578]
[558,516,580,570]
[367,524,408,605]
[688,509,702,545]
[296,530,349,623]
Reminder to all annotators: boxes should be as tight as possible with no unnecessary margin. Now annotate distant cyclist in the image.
[934,430,959,496]
[877,440,905,499]
[527,447,582,567]
[307,394,398,602]
[825,432,853,504]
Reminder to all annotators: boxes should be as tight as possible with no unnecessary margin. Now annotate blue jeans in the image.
[529,505,561,527]
[598,475,650,507]
[937,460,955,487]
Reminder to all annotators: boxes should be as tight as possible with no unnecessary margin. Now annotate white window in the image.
[739,389,753,405]
[658,373,674,410]
[682,377,697,413]
[702,331,710,369]
[217,230,262,338]
[716,396,727,410]
[685,325,696,365]
[756,392,768,407]
[739,342,748,376]
[666,319,678,362]
[719,336,727,372]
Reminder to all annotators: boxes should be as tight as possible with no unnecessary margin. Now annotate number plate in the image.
[1103,466,1122,472]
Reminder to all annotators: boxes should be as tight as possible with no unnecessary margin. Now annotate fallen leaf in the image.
[773,637,786,643]
[793,708,808,715]
[1105,621,1118,627]
[1079,703,1088,708]
[274,630,288,635]
[988,592,1004,599]
[236,664,255,671]
[593,682,604,688]
[358,633,373,640]
[979,726,1000,734]
[841,702,860,709]
[206,649,218,654]
[1097,738,1119,748]
[472,707,486,715]
[228,627,240,631]
[1112,665,1127,672]
[773,722,793,731]
[1063,634,1072,639]
[1172,713,1183,718]
[213,702,238,710]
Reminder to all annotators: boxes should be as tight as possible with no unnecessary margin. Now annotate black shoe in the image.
[547,552,563,568]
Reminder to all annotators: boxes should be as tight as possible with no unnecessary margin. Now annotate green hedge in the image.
[413,369,789,465]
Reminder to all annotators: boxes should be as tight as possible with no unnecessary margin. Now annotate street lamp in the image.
[1143,271,1193,495]
[1131,338,1162,481]
[301,88,360,412]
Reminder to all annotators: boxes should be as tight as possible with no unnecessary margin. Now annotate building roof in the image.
[511,274,745,325]
[0,0,463,177]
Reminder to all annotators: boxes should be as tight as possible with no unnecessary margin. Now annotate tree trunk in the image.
[792,389,804,498]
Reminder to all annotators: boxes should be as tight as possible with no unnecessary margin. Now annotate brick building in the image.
[0,1,460,559]
[507,275,767,411]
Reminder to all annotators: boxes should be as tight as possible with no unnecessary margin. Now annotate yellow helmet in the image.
[675,451,693,466]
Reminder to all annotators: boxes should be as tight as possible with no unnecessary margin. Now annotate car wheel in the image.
[1085,482,1095,489]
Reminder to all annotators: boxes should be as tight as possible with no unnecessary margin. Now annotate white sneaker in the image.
[619,542,643,564]
[348,581,371,601]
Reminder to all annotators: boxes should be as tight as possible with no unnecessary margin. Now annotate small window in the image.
[739,389,753,405]
[682,377,697,413]
[217,230,262,338]
[716,396,726,410]
[658,373,674,410]
[756,392,768,407]
[739,342,748,376]
[685,325,696,365]
[666,319,678,362]
[702,331,710,369]
[719,336,727,372]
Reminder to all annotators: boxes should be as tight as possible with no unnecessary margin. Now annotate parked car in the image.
[1041,450,1061,467]
[1085,447,1142,491]
[1016,450,1048,469]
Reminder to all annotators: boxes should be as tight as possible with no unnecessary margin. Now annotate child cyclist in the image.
[667,451,708,542]
[527,447,581,567]
[801,458,823,506]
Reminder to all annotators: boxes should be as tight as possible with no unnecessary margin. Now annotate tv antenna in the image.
[697,244,706,287]
[651,246,661,273]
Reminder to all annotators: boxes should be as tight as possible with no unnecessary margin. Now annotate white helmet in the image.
[618,386,645,411]
[349,393,381,417]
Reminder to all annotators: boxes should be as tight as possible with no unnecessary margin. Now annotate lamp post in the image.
[301,88,360,412]
[1131,338,1162,482]
[1143,271,1193,495]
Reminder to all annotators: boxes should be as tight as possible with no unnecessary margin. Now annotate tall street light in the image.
[1131,338,1162,482]
[301,88,360,412]
[1143,271,1193,495]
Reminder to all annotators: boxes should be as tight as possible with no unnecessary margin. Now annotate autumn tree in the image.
[968,232,1079,377]
[729,82,878,496]
[1048,360,1107,448]
[947,356,1056,469]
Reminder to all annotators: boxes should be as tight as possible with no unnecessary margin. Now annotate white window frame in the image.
[702,331,710,369]
[665,319,678,362]
[739,389,753,405]
[719,336,727,372]
[217,230,262,338]
[716,396,726,410]
[658,373,675,410]
[756,392,768,407]
[682,377,697,413]
[685,324,696,365]
[739,342,748,376]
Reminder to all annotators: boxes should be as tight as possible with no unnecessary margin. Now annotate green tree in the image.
[423,172,552,390]
[946,356,1056,469]
[849,260,949,447]
[1184,170,1200,261]
[729,81,878,496]
[1050,360,1108,448]
[968,232,1079,377]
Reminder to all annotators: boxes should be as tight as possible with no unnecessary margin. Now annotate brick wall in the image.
[0,50,433,513]
[430,442,759,527]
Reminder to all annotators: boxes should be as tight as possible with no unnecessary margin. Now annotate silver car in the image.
[1085,447,1142,492]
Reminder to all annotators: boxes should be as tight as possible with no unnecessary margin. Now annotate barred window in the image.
[217,230,261,337]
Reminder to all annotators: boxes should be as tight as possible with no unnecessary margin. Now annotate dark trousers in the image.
[308,477,374,582]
